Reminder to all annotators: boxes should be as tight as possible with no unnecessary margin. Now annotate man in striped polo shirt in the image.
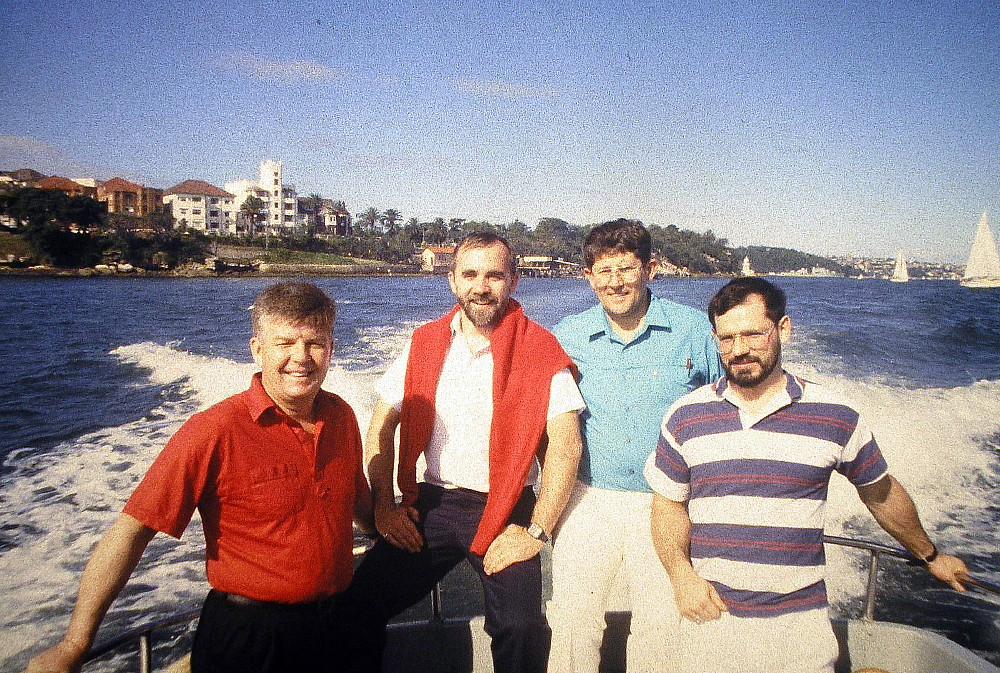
[644,277,969,673]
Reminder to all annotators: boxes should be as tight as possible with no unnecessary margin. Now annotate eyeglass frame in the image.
[586,262,647,284]
[713,322,777,353]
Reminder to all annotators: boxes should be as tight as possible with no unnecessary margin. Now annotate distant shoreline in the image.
[0,262,424,279]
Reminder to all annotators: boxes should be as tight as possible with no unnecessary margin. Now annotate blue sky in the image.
[2,0,997,263]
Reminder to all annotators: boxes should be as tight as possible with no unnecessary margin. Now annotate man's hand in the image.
[22,637,88,673]
[927,552,971,591]
[483,524,544,575]
[375,503,423,553]
[672,572,728,624]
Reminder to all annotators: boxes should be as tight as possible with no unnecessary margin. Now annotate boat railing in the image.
[79,535,1000,672]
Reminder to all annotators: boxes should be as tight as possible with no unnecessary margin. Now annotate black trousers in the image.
[345,484,550,673]
[191,589,353,673]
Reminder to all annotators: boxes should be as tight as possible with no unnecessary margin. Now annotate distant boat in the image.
[740,255,755,276]
[960,210,1000,288]
[890,251,909,283]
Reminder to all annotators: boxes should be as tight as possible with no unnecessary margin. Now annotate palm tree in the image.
[356,207,380,235]
[240,196,266,237]
[382,208,402,234]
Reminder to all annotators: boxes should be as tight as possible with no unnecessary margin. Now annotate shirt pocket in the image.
[638,361,705,408]
[248,463,308,518]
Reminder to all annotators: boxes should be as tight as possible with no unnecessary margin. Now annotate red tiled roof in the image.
[37,176,87,190]
[165,179,235,198]
[101,177,145,192]
[424,246,456,254]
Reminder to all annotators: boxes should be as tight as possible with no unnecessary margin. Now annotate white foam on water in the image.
[0,341,382,670]
[786,361,1000,606]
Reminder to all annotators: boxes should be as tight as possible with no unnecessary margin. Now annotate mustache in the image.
[729,355,761,365]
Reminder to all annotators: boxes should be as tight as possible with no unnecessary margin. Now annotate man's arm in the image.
[857,474,969,591]
[483,409,582,575]
[365,398,422,553]
[650,493,727,622]
[23,514,157,673]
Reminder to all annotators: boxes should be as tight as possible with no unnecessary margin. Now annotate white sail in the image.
[740,255,755,276]
[890,251,908,282]
[961,211,1000,288]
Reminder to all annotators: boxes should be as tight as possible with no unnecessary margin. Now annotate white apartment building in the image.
[163,180,238,233]
[225,159,302,234]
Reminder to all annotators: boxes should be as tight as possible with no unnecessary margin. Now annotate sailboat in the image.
[890,250,909,283]
[960,210,1000,288]
[740,255,755,276]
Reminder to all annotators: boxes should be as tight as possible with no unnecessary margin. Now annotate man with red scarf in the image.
[348,232,584,673]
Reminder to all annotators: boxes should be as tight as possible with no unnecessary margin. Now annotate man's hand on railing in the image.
[22,637,88,673]
[927,552,971,592]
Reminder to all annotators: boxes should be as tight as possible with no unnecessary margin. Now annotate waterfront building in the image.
[163,180,238,234]
[225,159,302,235]
[98,177,164,217]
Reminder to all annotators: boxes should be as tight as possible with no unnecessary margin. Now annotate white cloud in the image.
[219,51,347,83]
[451,77,560,99]
[0,136,108,178]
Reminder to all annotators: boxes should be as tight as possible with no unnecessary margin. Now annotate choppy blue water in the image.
[1,276,999,670]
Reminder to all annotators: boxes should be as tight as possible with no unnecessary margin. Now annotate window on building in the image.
[193,209,202,215]
[210,211,219,217]
[192,197,202,202]
[210,198,218,204]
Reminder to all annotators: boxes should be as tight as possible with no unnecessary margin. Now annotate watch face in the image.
[527,523,548,542]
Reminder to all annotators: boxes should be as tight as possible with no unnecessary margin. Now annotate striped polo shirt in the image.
[644,372,888,618]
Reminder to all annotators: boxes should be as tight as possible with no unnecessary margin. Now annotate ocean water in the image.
[1,275,999,670]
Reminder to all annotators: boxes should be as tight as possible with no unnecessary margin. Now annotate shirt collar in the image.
[449,308,492,355]
[714,370,803,409]
[245,371,331,425]
[587,290,668,341]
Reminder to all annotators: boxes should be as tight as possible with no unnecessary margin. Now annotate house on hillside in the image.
[419,245,456,273]
[35,176,98,199]
[98,177,164,217]
[164,180,238,233]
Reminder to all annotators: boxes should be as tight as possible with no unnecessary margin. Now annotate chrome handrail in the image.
[80,536,1000,671]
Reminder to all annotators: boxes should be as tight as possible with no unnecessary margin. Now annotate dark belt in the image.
[222,591,338,613]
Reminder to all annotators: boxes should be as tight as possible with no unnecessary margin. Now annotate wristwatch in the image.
[525,522,549,543]
[908,543,939,566]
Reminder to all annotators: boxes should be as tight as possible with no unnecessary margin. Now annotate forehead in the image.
[714,295,771,331]
[590,250,642,269]
[454,242,512,273]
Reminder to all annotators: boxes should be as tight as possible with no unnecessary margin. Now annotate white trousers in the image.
[673,607,838,673]
[547,482,679,673]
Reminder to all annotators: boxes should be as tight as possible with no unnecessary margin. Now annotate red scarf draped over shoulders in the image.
[398,299,575,555]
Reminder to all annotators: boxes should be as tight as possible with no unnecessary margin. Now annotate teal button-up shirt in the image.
[553,293,722,491]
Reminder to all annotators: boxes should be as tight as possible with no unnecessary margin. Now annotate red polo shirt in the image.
[124,373,365,603]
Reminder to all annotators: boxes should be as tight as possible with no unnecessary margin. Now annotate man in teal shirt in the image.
[547,219,722,673]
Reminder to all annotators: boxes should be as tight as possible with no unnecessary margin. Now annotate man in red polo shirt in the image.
[23,281,373,673]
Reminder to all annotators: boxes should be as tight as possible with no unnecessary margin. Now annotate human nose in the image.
[290,340,310,361]
[729,334,751,356]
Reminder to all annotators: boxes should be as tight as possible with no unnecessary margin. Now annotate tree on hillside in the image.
[303,193,325,236]
[425,217,448,244]
[356,207,380,235]
[240,196,266,236]
[381,208,402,234]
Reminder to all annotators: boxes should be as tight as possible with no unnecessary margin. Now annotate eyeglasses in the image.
[589,264,643,283]
[714,324,776,353]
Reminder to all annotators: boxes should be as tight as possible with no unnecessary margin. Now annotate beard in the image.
[458,293,507,328]
[724,346,780,389]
